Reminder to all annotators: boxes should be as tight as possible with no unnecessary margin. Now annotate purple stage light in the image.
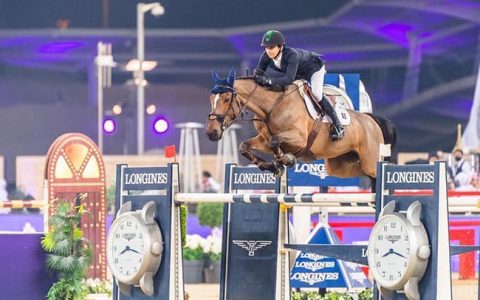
[37,41,84,54]
[153,117,169,134]
[103,118,116,134]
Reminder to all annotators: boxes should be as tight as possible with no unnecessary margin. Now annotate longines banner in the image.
[290,225,371,289]
[122,167,169,190]
[287,160,360,187]
[231,166,279,190]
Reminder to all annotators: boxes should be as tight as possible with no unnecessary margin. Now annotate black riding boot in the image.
[319,96,345,141]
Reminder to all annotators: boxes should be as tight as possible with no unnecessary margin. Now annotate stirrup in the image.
[330,126,345,141]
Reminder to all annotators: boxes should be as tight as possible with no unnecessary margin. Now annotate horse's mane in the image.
[235,75,255,81]
[235,75,287,93]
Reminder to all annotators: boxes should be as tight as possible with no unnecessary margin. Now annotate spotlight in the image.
[112,104,123,115]
[146,104,156,115]
[153,117,169,134]
[103,118,116,134]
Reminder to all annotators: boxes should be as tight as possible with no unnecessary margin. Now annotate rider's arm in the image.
[270,50,299,86]
[254,52,270,73]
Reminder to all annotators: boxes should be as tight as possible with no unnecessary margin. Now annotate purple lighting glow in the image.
[37,41,84,54]
[153,117,169,134]
[378,23,413,46]
[103,118,116,134]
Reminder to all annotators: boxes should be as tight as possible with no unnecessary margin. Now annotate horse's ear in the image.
[212,69,221,84]
[227,68,236,87]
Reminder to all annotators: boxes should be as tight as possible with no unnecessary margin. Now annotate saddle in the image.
[293,80,350,126]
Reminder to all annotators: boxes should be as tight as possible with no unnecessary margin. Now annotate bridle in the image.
[208,83,259,130]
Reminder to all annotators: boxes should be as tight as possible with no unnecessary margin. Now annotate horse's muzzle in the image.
[206,128,222,141]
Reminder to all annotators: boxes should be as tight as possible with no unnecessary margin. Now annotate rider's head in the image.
[261,30,285,59]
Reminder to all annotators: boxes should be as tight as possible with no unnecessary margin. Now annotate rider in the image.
[254,30,344,140]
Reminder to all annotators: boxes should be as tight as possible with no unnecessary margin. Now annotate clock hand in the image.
[381,249,393,257]
[391,250,407,259]
[119,246,130,255]
[127,247,141,254]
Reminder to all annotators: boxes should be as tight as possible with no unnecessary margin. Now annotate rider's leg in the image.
[311,67,344,140]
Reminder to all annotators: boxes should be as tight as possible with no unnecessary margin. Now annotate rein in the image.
[208,82,261,129]
[209,79,304,129]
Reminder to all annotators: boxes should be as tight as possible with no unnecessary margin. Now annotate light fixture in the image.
[103,118,117,134]
[146,104,157,115]
[153,117,169,134]
[112,104,123,115]
[134,78,148,86]
[125,59,158,72]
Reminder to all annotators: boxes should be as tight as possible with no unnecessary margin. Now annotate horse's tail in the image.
[366,113,397,163]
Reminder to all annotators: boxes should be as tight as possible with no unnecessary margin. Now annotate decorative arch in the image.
[45,133,106,279]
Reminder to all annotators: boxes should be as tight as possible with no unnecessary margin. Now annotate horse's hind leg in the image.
[239,135,283,175]
[326,154,364,178]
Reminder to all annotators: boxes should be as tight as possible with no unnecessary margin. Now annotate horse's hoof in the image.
[283,154,297,168]
[275,166,285,178]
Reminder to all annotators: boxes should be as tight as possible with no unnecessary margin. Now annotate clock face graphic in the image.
[368,215,411,287]
[107,214,146,282]
[106,201,163,296]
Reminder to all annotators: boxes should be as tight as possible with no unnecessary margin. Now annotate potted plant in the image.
[183,234,206,283]
[196,202,223,229]
[202,234,222,283]
[41,200,92,300]
[196,202,223,283]
[82,278,112,300]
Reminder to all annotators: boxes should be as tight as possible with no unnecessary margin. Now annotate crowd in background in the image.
[428,150,479,190]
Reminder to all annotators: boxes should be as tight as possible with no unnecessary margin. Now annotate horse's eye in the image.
[223,97,230,103]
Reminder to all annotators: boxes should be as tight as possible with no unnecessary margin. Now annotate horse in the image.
[205,69,396,184]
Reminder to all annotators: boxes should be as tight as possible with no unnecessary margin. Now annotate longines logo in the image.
[232,240,272,256]
[124,172,168,185]
[294,163,328,179]
[290,272,339,285]
[299,252,325,261]
[385,171,434,184]
[294,261,335,271]
[232,173,276,185]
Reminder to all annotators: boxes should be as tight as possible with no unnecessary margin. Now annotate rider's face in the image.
[265,45,282,59]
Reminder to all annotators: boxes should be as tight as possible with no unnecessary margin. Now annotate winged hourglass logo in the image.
[232,240,272,256]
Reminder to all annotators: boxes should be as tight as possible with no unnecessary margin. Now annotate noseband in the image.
[208,91,238,130]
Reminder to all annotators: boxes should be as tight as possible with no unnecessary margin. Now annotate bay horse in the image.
[205,69,396,183]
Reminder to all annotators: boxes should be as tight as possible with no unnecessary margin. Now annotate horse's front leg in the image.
[239,135,283,175]
[269,135,298,168]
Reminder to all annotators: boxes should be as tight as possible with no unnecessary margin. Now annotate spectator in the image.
[0,179,9,214]
[448,149,473,189]
[428,150,446,164]
[6,182,27,213]
[202,171,221,193]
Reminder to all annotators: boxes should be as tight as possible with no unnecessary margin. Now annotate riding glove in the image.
[255,74,272,87]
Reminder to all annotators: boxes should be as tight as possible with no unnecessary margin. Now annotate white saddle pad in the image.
[294,80,351,126]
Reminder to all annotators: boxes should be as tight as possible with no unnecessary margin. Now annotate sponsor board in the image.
[290,225,371,288]
[287,160,360,187]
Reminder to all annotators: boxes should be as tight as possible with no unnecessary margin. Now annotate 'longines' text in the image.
[125,173,168,185]
[233,173,276,185]
[385,171,434,184]
[291,272,339,285]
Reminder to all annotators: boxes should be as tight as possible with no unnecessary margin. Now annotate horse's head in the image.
[206,68,238,141]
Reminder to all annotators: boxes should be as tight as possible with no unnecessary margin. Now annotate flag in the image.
[164,145,176,159]
[462,63,480,150]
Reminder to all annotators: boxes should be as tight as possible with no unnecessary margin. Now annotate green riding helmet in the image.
[261,30,285,47]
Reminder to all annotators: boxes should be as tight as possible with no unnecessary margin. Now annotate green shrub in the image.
[180,205,187,247]
[41,197,92,300]
[197,202,223,228]
[291,289,372,300]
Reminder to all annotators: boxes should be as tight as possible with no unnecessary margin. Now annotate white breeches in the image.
[311,66,326,101]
